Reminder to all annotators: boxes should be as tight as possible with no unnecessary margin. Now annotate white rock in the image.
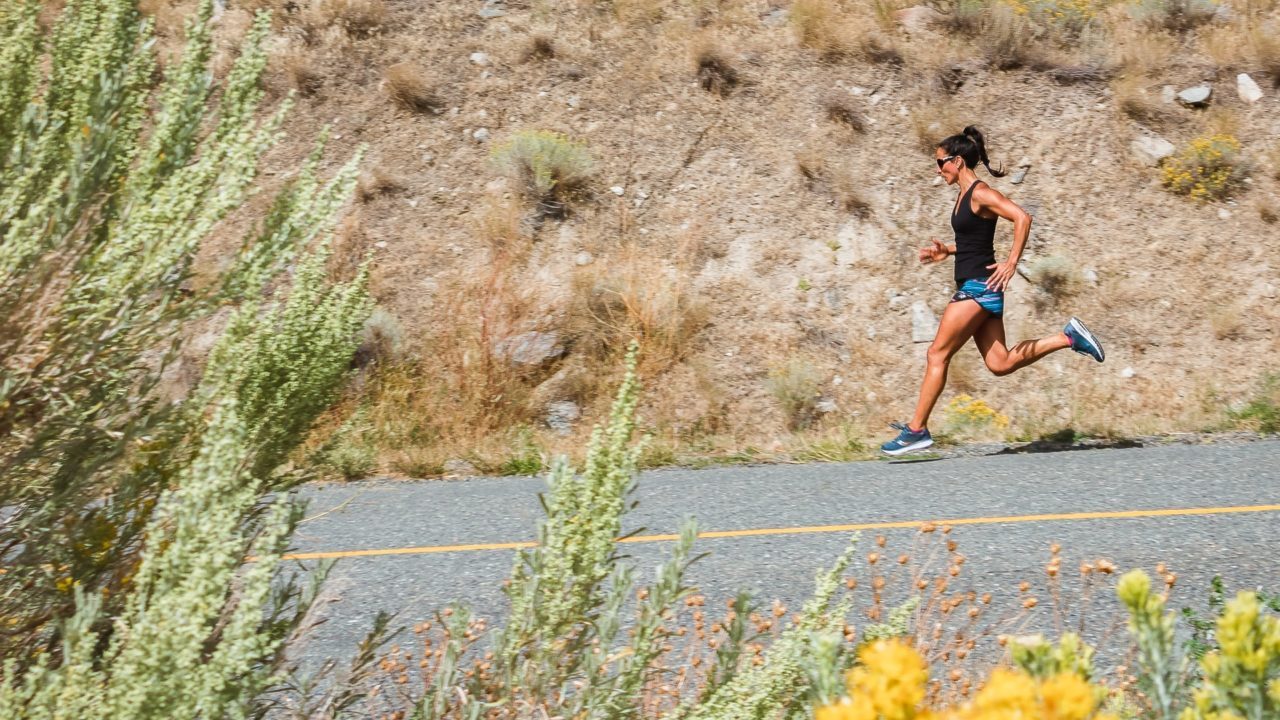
[575,251,594,266]
[472,127,490,142]
[1131,135,1176,166]
[1120,367,1137,379]
[373,241,388,249]
[567,95,580,109]
[1176,85,1212,107]
[1237,73,1263,103]
[1083,268,1098,284]
[610,185,625,196]
[1218,208,1232,220]
[815,397,839,414]
[1161,85,1176,104]
[545,401,581,435]
[910,300,938,343]
[469,52,490,66]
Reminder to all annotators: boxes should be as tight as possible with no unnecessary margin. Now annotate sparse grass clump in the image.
[1161,133,1247,201]
[1231,373,1280,433]
[1128,0,1220,32]
[766,357,823,430]
[302,0,387,38]
[1247,23,1280,86]
[694,46,740,97]
[492,130,592,218]
[1027,255,1083,297]
[1114,75,1173,125]
[384,62,443,113]
[823,93,867,134]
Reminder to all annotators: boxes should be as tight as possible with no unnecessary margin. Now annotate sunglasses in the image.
[936,155,958,169]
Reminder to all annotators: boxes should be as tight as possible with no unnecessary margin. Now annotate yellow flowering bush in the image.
[1183,591,1280,719]
[816,639,1118,720]
[944,394,1011,438]
[1002,0,1109,35]
[1161,134,1246,202]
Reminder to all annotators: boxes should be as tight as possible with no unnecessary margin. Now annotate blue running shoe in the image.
[1063,316,1104,362]
[881,423,933,456]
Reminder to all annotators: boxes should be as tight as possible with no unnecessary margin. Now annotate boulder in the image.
[477,0,505,18]
[545,401,581,435]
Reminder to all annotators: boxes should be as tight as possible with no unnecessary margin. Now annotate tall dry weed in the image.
[384,62,443,113]
[302,0,387,39]
[567,245,708,378]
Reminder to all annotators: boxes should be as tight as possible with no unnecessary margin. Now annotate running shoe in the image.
[1063,316,1104,362]
[881,423,933,456]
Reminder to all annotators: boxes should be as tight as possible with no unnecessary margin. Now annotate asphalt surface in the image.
[286,440,1280,671]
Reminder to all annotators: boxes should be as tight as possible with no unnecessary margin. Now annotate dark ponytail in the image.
[939,125,1007,177]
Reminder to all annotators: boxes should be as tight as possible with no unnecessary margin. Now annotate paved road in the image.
[286,440,1280,670]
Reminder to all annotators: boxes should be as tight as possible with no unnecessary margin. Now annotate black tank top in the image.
[950,180,997,285]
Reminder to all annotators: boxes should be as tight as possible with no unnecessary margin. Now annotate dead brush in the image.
[279,42,323,96]
[356,166,406,202]
[981,3,1043,70]
[1113,75,1173,127]
[567,247,707,377]
[693,44,739,97]
[523,33,556,61]
[797,151,872,217]
[790,0,860,59]
[1247,23,1280,86]
[822,93,867,134]
[383,62,443,113]
[301,0,387,39]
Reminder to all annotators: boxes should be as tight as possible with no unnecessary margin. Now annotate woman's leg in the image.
[972,315,1071,376]
[907,300,990,430]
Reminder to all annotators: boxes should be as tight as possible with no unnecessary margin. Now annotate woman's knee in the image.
[926,344,952,367]
[986,358,1015,376]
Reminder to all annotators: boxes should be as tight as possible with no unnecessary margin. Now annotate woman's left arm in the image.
[974,184,1032,292]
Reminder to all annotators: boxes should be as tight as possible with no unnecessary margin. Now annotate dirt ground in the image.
[169,0,1280,473]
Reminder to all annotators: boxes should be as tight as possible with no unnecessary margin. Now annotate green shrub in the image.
[1231,373,1280,433]
[1161,134,1247,202]
[491,130,592,218]
[0,0,374,712]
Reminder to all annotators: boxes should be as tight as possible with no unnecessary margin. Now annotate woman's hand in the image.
[919,238,949,265]
[984,261,1016,292]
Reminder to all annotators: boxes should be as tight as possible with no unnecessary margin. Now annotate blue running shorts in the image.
[951,278,1004,316]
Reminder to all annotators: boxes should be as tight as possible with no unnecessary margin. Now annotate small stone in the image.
[1161,85,1176,104]
[1120,367,1137,379]
[1083,268,1098,284]
[575,251,594,266]
[1131,135,1175,166]
[1176,85,1212,108]
[477,0,505,17]
[610,185,625,196]
[1237,73,1263,103]
[442,459,479,477]
[1011,164,1030,184]
[910,300,938,343]
[1218,208,1232,220]
[545,401,581,435]
[567,95,580,109]
[888,294,909,309]
[469,52,490,66]
[374,241,388,249]
[814,397,839,414]
[494,331,564,366]
[472,127,490,142]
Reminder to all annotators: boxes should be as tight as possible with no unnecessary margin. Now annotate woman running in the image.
[880,126,1104,456]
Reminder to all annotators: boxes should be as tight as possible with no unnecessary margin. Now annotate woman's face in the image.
[935,147,962,185]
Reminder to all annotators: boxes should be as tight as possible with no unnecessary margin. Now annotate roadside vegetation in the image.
[2,2,1277,718]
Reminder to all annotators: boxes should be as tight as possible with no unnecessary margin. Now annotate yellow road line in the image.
[275,502,1280,562]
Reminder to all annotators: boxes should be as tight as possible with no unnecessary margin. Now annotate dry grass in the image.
[1201,23,1248,72]
[1128,0,1220,32]
[523,33,557,62]
[796,151,872,217]
[1208,299,1246,340]
[1111,23,1177,76]
[384,62,444,114]
[1113,75,1174,127]
[693,42,740,97]
[982,3,1043,70]
[302,0,387,39]
[567,245,708,378]
[279,42,324,96]
[790,0,860,58]
[356,166,406,202]
[822,93,867,134]
[1246,22,1280,85]
[909,100,962,154]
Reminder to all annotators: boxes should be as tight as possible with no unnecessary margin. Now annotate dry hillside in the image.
[152,0,1280,476]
